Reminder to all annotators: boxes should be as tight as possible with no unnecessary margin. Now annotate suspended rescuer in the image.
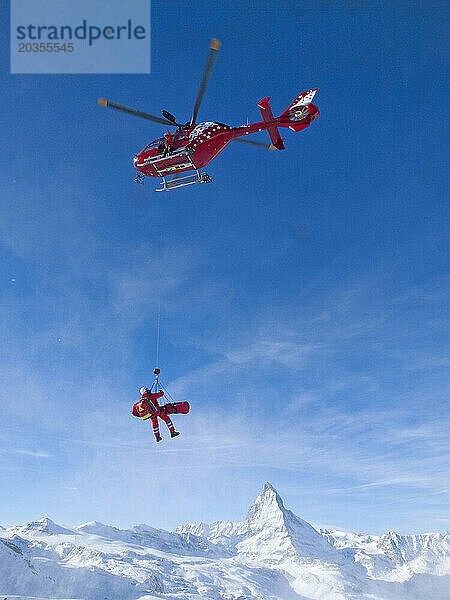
[132,382,190,442]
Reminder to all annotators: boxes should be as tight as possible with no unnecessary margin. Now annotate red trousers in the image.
[151,409,175,439]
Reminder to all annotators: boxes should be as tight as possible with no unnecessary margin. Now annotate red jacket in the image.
[164,131,173,147]
[132,390,164,420]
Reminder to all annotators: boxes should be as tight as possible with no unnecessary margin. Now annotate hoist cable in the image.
[153,228,164,381]
[155,301,161,369]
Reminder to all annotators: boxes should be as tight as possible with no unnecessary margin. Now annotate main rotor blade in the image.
[190,38,221,127]
[162,110,177,123]
[98,99,176,126]
[233,137,276,150]
[162,110,182,128]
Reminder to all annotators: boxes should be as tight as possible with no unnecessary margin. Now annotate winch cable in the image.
[155,299,161,372]
[151,230,164,393]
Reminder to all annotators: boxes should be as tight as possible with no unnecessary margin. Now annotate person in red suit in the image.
[163,131,173,156]
[132,387,180,442]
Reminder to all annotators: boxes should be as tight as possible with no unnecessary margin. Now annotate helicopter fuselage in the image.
[133,102,319,179]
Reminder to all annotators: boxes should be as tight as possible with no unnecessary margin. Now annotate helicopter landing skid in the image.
[155,170,212,192]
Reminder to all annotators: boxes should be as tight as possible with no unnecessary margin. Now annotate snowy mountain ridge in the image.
[8,516,75,537]
[1,483,449,600]
[177,482,341,564]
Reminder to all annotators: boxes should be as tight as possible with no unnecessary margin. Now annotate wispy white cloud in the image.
[13,449,53,459]
[0,444,53,459]
[109,242,234,323]
[226,340,318,368]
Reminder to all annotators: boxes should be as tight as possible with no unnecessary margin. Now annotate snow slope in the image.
[1,483,449,600]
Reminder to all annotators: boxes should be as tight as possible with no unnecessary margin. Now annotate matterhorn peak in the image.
[260,482,285,503]
[245,482,287,533]
[262,481,277,493]
[239,484,341,564]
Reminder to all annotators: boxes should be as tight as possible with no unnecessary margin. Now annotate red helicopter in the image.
[98,39,319,191]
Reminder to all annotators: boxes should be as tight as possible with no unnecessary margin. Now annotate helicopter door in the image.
[157,138,165,154]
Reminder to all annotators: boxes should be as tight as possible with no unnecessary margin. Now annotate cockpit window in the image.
[141,138,161,153]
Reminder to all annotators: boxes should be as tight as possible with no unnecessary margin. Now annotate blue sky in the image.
[0,0,448,535]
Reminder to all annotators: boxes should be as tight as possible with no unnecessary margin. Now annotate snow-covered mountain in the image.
[1,483,449,600]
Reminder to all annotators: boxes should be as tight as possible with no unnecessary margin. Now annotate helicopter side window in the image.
[141,138,161,154]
